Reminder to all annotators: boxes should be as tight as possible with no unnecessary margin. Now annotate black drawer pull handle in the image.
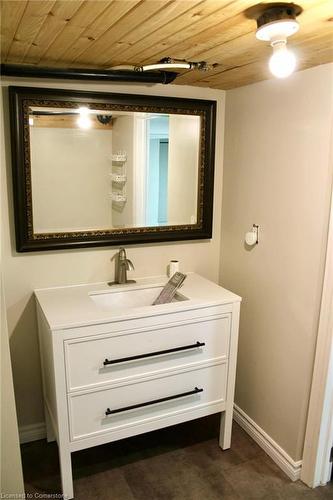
[103,341,205,366]
[105,386,203,416]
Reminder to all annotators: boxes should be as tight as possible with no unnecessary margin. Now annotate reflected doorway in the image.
[146,116,169,226]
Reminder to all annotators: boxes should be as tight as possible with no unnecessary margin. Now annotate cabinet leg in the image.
[219,409,233,450]
[59,447,74,500]
[44,405,56,443]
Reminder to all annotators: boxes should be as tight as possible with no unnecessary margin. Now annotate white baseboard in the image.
[233,404,302,481]
[19,422,46,444]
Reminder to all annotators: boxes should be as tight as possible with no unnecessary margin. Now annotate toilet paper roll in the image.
[169,260,179,277]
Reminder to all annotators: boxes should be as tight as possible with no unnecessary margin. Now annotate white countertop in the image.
[35,273,241,331]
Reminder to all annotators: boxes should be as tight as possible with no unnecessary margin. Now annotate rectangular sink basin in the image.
[89,285,188,312]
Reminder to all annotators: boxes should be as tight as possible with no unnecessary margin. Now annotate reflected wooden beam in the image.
[30,114,113,130]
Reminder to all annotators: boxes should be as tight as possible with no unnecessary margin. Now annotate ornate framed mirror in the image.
[9,86,216,252]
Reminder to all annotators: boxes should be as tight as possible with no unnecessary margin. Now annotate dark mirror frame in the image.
[9,86,216,252]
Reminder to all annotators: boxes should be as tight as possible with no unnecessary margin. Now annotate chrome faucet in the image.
[109,248,136,286]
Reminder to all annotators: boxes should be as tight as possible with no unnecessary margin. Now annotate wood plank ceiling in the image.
[1,0,332,89]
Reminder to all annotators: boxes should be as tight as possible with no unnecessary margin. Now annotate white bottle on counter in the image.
[168,260,179,277]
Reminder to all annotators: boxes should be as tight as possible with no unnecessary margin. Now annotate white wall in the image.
[30,127,112,232]
[221,63,333,461]
[1,79,225,428]
[0,92,24,495]
[1,278,24,494]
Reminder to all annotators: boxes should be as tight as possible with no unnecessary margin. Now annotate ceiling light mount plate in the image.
[255,3,302,41]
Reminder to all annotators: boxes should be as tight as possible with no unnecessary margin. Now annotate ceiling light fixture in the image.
[255,3,302,78]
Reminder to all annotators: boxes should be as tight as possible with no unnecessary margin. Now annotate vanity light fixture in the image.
[255,3,302,78]
[1,58,212,84]
[110,57,213,73]
[140,58,212,72]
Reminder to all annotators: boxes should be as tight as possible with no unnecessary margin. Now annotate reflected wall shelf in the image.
[110,173,127,183]
[110,192,127,202]
[110,151,127,207]
[111,153,127,162]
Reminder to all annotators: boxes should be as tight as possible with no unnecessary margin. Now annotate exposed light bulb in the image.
[77,106,92,129]
[269,41,296,78]
[254,8,301,80]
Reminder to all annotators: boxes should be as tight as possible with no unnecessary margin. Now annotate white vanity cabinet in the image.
[35,273,241,499]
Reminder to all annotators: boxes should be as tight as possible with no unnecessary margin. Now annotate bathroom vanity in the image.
[35,273,241,499]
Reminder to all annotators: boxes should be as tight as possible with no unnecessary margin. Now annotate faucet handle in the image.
[126,258,134,271]
[111,247,125,262]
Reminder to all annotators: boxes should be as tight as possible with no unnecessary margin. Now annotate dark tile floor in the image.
[21,415,333,499]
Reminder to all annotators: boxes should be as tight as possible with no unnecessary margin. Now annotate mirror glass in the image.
[29,106,200,234]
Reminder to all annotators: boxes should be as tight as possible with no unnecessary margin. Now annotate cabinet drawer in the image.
[68,363,226,440]
[65,315,230,391]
